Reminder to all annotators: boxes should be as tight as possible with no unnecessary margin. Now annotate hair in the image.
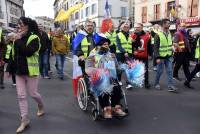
[160,19,170,26]
[85,19,94,26]
[19,17,39,35]
[136,23,143,27]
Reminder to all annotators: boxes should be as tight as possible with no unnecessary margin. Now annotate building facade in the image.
[0,0,24,30]
[54,0,129,32]
[35,16,55,32]
[133,0,200,28]
[134,0,200,22]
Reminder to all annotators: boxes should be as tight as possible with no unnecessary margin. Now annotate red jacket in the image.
[131,33,150,58]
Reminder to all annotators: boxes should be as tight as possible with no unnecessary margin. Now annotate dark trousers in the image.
[188,63,200,82]
[99,84,122,108]
[12,74,16,84]
[116,53,132,82]
[0,65,4,86]
[173,52,190,80]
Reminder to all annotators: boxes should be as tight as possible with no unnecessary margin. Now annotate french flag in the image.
[72,30,88,97]
[104,0,111,19]
[101,0,113,33]
[72,30,88,54]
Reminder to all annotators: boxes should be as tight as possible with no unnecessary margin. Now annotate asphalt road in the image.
[0,57,200,134]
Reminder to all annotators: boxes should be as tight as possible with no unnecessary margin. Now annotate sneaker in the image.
[126,84,133,89]
[12,83,16,87]
[113,105,126,117]
[145,83,151,89]
[16,116,30,133]
[37,104,45,117]
[155,84,161,90]
[0,85,5,89]
[168,86,178,93]
[118,81,123,86]
[173,77,182,81]
[153,67,157,71]
[184,81,194,89]
[60,76,64,80]
[44,76,51,79]
[196,72,200,78]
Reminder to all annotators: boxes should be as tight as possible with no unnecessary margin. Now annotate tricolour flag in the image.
[72,30,88,54]
[101,0,113,33]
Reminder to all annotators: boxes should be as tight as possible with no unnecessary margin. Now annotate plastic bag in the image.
[120,60,145,87]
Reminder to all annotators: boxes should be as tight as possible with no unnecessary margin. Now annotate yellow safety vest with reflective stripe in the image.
[26,34,41,76]
[0,28,2,42]
[157,31,173,57]
[105,31,117,46]
[151,36,154,45]
[5,43,12,59]
[195,38,200,59]
[81,37,91,58]
[117,32,132,53]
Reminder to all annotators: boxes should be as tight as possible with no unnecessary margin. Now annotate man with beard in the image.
[173,23,191,84]
[131,23,152,89]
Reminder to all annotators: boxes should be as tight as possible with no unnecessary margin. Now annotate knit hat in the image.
[97,38,110,46]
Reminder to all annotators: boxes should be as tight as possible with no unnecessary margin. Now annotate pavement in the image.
[0,56,200,134]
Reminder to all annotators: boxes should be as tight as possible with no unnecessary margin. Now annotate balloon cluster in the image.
[89,69,113,97]
[120,60,145,88]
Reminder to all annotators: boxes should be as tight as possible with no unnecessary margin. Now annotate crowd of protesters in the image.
[0,16,200,133]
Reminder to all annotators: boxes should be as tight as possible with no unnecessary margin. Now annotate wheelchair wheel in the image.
[77,78,88,111]
[91,108,99,121]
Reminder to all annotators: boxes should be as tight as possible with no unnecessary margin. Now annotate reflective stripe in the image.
[5,43,12,59]
[151,36,154,44]
[0,28,2,42]
[26,34,41,76]
[117,32,132,53]
[195,38,200,58]
[105,31,117,45]
[157,31,173,57]
[81,37,90,58]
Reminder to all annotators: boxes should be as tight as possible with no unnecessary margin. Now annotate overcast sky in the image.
[24,0,54,18]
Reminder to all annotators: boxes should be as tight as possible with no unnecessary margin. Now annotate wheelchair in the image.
[76,60,129,121]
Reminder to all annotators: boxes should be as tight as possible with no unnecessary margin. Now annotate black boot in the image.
[184,81,194,89]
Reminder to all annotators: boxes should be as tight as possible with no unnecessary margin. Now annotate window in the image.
[91,4,96,15]
[75,12,79,20]
[121,7,127,17]
[154,4,160,20]
[166,1,175,17]
[86,7,90,17]
[188,0,199,17]
[142,6,147,23]
[81,9,84,19]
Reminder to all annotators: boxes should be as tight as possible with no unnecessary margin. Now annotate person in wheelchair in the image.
[84,37,126,119]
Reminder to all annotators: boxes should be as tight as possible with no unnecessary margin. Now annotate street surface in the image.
[0,57,200,134]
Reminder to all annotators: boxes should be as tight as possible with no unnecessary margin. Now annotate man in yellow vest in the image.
[75,19,95,61]
[173,23,191,82]
[154,19,178,93]
[116,21,133,89]
[105,24,117,54]
[0,27,6,89]
[184,36,200,89]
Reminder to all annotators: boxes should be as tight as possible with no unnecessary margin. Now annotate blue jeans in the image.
[39,50,49,77]
[155,57,173,87]
[55,54,65,77]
